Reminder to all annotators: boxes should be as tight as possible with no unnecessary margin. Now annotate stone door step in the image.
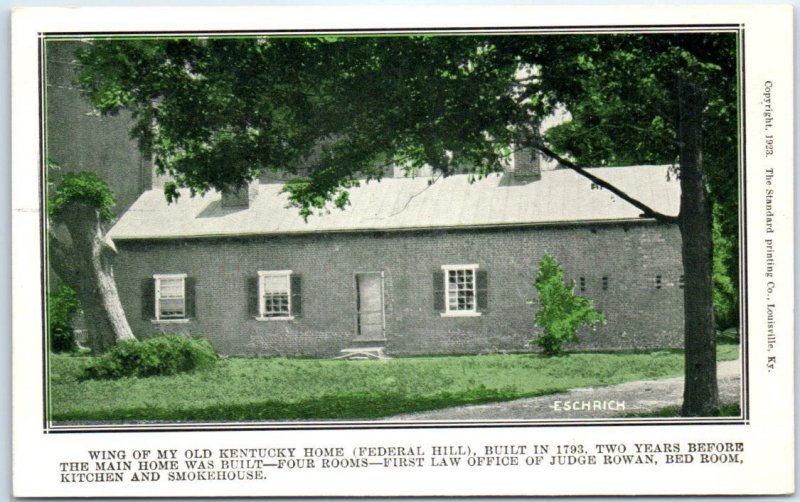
[336,347,389,360]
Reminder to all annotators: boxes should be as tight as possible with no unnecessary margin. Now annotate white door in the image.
[355,272,384,340]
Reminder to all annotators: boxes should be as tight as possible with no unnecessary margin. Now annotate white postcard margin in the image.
[11,4,795,497]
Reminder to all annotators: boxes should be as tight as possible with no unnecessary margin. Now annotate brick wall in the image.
[113,222,684,357]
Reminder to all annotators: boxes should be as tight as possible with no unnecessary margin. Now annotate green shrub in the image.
[47,282,81,353]
[49,171,116,221]
[83,335,218,380]
[530,255,606,356]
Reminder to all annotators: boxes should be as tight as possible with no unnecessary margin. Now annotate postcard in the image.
[11,4,794,496]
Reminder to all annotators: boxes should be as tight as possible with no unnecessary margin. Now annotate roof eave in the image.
[108,216,677,242]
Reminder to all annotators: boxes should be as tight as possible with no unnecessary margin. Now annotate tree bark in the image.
[49,205,136,352]
[678,77,719,416]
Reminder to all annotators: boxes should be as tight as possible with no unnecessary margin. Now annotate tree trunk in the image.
[678,77,719,416]
[49,205,136,352]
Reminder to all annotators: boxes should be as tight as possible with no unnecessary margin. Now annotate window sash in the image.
[442,265,478,313]
[258,271,292,318]
[155,275,186,320]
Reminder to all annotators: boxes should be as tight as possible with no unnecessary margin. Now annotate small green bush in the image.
[49,171,116,221]
[530,255,606,357]
[83,335,218,380]
[48,282,81,353]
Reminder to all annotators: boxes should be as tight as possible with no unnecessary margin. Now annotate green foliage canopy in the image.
[75,34,737,221]
[712,203,737,328]
[76,37,528,217]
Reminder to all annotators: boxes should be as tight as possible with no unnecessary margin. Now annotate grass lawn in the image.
[49,344,739,422]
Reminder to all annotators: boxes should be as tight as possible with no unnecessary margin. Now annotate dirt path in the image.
[385,359,742,421]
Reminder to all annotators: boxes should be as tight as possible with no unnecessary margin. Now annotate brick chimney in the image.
[513,146,542,181]
[220,181,259,208]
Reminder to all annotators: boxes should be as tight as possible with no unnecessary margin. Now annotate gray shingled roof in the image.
[107,165,680,241]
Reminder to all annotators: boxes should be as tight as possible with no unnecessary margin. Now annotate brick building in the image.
[45,41,683,358]
[107,161,684,358]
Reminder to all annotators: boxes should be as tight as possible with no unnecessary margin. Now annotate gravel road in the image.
[385,359,742,421]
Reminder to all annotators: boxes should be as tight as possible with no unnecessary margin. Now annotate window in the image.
[258,270,292,319]
[447,267,476,312]
[250,270,302,320]
[248,271,301,320]
[579,277,586,292]
[153,274,189,321]
[602,276,609,291]
[679,275,685,289]
[655,275,663,289]
[436,264,487,317]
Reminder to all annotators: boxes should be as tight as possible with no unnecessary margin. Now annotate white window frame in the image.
[153,273,189,323]
[256,270,294,321]
[440,264,481,318]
